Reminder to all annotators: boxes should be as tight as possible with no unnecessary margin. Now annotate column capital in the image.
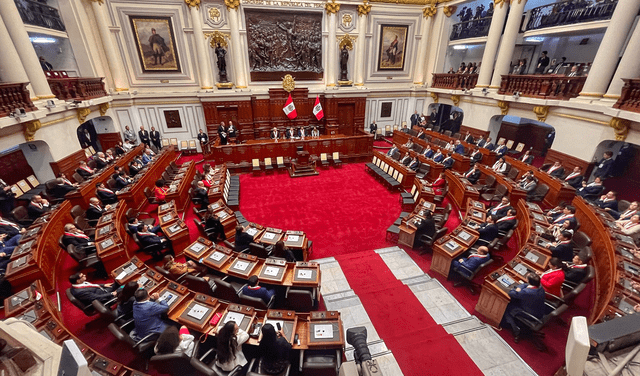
[443,5,457,18]
[497,100,509,115]
[430,92,439,103]
[184,0,201,9]
[224,0,240,11]
[357,0,371,17]
[494,0,509,9]
[325,0,340,15]
[422,5,437,18]
[23,120,42,142]
[77,108,91,124]
[609,117,630,141]
[88,0,105,5]
[533,105,549,122]
[99,103,110,116]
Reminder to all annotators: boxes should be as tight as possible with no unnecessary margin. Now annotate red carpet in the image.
[337,251,484,376]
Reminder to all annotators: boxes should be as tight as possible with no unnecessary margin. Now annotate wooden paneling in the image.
[544,149,589,173]
[50,149,87,180]
[497,121,549,156]
[459,125,489,140]
[97,132,122,152]
[0,148,36,186]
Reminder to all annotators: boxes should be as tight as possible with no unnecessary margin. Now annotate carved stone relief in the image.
[339,10,356,33]
[204,4,225,27]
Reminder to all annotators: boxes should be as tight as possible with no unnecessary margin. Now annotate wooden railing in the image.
[0,82,37,118]
[613,78,640,114]
[47,77,108,101]
[431,73,478,90]
[497,74,586,100]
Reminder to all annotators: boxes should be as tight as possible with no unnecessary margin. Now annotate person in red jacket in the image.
[539,257,565,297]
[153,180,168,203]
[427,172,446,195]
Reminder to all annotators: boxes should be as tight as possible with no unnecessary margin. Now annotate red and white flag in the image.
[313,95,324,120]
[283,94,297,119]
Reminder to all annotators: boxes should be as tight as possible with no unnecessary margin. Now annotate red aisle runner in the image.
[336,251,484,376]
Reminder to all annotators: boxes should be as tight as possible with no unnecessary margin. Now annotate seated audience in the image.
[27,195,50,219]
[0,216,25,244]
[463,164,481,184]
[519,176,537,199]
[257,323,292,374]
[62,224,95,252]
[496,208,517,232]
[539,257,565,297]
[95,182,118,205]
[68,272,118,306]
[577,177,604,198]
[76,161,95,179]
[501,273,546,338]
[487,197,512,219]
[163,255,207,280]
[451,246,490,279]
[94,152,109,169]
[241,275,275,304]
[593,151,614,179]
[153,180,168,203]
[543,161,564,178]
[408,156,420,171]
[477,215,499,244]
[442,153,454,169]
[216,321,250,374]
[464,132,475,144]
[494,140,508,156]
[615,214,640,236]
[137,224,173,258]
[548,205,576,227]
[86,197,110,225]
[0,234,17,271]
[595,191,618,211]
[114,171,132,190]
[194,181,209,209]
[415,210,436,242]
[426,173,446,195]
[546,231,574,261]
[52,173,78,197]
[520,150,534,164]
[403,139,414,149]
[155,326,195,357]
[483,137,495,151]
[128,218,160,234]
[492,157,508,174]
[422,145,434,159]
[400,152,411,166]
[234,226,254,253]
[142,149,155,165]
[609,201,638,221]
[204,209,226,242]
[432,149,444,163]
[132,289,169,341]
[564,253,589,284]
[470,148,483,164]
[387,146,399,157]
[453,140,465,154]
[274,240,296,262]
[129,160,143,176]
[563,166,584,189]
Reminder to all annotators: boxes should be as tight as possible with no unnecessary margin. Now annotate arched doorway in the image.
[489,115,556,158]
[77,116,121,152]
[427,103,464,135]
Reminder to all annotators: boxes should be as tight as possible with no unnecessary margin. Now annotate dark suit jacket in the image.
[476,139,486,148]
[453,144,465,154]
[415,218,436,241]
[235,232,253,252]
[433,154,444,163]
[545,166,564,178]
[70,285,115,305]
[129,164,141,176]
[577,184,603,197]
[95,158,108,170]
[484,143,495,151]
[194,187,209,204]
[442,157,454,169]
[470,152,483,164]
[410,114,420,126]
[459,254,490,273]
[478,223,499,242]
[115,176,130,190]
[550,242,573,261]
[596,199,618,211]
[401,156,411,166]
[594,158,613,178]
[198,132,209,144]
[76,168,93,179]
[52,183,76,198]
[0,223,21,238]
[96,189,118,205]
[521,155,534,164]
[62,234,91,248]
[487,205,512,218]
[464,169,481,184]
[139,130,150,144]
[423,149,434,159]
[369,123,377,133]
[138,233,164,248]
[150,131,160,145]
[464,135,475,144]
[86,206,104,224]
[497,218,517,232]
[27,203,48,219]
[507,284,546,320]
[565,174,583,189]
[565,265,588,283]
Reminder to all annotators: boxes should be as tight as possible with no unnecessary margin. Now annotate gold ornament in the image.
[24,120,42,142]
[224,0,240,10]
[205,31,230,48]
[342,13,352,28]
[494,0,509,8]
[282,74,295,93]
[533,106,549,122]
[609,117,630,141]
[369,0,453,4]
[184,0,201,9]
[89,0,104,5]
[443,5,457,18]
[325,0,340,15]
[423,5,437,18]
[338,34,357,50]
[208,7,221,20]
[451,95,460,107]
[497,100,509,115]
[77,108,91,124]
[357,0,371,16]
[99,102,110,116]
[430,92,439,103]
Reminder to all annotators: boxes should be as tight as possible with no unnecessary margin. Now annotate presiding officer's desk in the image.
[504,155,576,207]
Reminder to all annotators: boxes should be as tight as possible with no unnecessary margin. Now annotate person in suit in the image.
[132,289,169,341]
[429,108,438,128]
[273,240,296,262]
[138,126,150,146]
[577,177,604,198]
[403,138,414,149]
[52,173,78,198]
[27,195,50,220]
[494,140,508,156]
[535,51,550,74]
[483,137,495,151]
[492,157,508,174]
[387,146,399,157]
[453,140,465,155]
[520,176,538,199]
[234,225,254,253]
[496,208,517,232]
[197,129,209,153]
[476,136,487,148]
[218,122,228,145]
[400,152,412,166]
[416,129,426,140]
[563,166,583,188]
[95,182,118,205]
[123,125,137,144]
[285,127,296,139]
[442,153,455,169]
[297,127,306,139]
[115,171,132,190]
[0,216,25,245]
[86,197,110,225]
[227,121,237,138]
[463,165,481,184]
[62,224,95,252]
[422,145,434,159]
[137,224,173,259]
[408,157,420,171]
[546,231,574,261]
[369,121,377,137]
[414,211,436,241]
[68,272,118,306]
[548,205,577,228]
[615,214,640,236]
[520,150,534,164]
[469,148,483,165]
[432,149,444,163]
[477,215,500,243]
[241,275,275,304]
[204,209,226,242]
[150,127,161,150]
[0,233,18,271]
[564,253,589,284]
[595,191,618,211]
[93,152,109,170]
[545,203,567,222]
[129,160,143,176]
[452,246,490,279]
[539,257,565,297]
[410,110,421,126]
[127,218,160,235]
[76,161,95,179]
[142,149,155,165]
[193,181,209,210]
[464,132,475,144]
[444,140,455,152]
[501,273,546,338]
[544,161,564,178]
[311,126,320,137]
[163,255,207,280]
[552,57,567,74]
[487,197,512,219]
[609,201,638,221]
[593,151,614,179]
[270,127,280,140]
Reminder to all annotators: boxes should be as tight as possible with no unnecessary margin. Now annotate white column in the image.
[0,0,55,99]
[424,6,453,86]
[490,0,528,89]
[584,1,640,99]
[605,24,640,99]
[476,0,509,88]
[90,0,128,92]
[413,10,434,85]
[354,12,368,86]
[0,17,35,99]
[326,11,338,87]
[226,6,247,88]
[188,5,213,89]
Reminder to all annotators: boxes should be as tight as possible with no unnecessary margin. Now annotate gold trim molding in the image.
[115,87,129,92]
[325,0,340,14]
[99,102,110,116]
[41,115,76,127]
[357,0,371,16]
[24,120,42,142]
[494,0,509,8]
[451,95,460,107]
[184,0,200,9]
[77,108,91,124]
[533,106,549,122]
[224,0,240,10]
[497,100,509,115]
[609,117,630,141]
[337,34,357,50]
[555,113,608,126]
[423,5,437,18]
[430,92,438,103]
[369,0,454,5]
[443,5,457,17]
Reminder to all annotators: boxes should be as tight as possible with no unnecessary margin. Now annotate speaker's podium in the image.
[289,146,319,178]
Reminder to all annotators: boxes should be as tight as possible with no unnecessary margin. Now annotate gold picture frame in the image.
[130,16,181,73]
[378,24,408,71]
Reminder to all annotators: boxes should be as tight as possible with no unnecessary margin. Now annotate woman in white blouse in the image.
[216,321,250,374]
[492,157,508,174]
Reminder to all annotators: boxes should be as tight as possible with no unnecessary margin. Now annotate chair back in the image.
[572,231,592,249]
[484,174,496,188]
[11,206,30,223]
[150,353,195,376]
[320,153,327,162]
[74,216,93,231]
[180,140,189,150]
[66,288,97,316]
[162,138,170,147]
[532,184,550,201]
[182,274,216,295]
[212,278,240,302]
[249,243,270,258]
[154,266,173,279]
[252,159,260,167]
[618,200,631,213]
[286,289,314,312]
[507,167,519,180]
[239,291,270,310]
[444,130,452,137]
[264,158,272,167]
[72,172,85,183]
[332,152,339,160]
[106,178,117,189]
[189,140,197,149]
[494,184,508,197]
[277,156,284,165]
[45,179,58,191]
[170,138,178,146]
[107,323,136,347]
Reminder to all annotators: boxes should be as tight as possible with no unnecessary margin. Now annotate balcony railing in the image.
[526,0,617,31]
[15,0,66,32]
[0,83,37,118]
[613,78,640,114]
[497,74,586,100]
[47,77,107,101]
[431,73,478,90]
[450,16,492,41]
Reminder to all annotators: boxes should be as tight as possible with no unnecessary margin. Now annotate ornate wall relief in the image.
[339,10,356,33]
[204,4,226,27]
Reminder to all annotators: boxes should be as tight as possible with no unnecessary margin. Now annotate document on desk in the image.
[138,275,149,286]
[525,252,539,263]
[263,232,276,240]
[445,241,458,251]
[297,269,313,279]
[246,228,258,237]
[169,224,182,233]
[498,275,515,288]
[190,243,205,253]
[162,214,173,222]
[266,320,284,332]
[234,260,249,271]
[458,231,471,241]
[217,211,229,220]
[100,238,114,249]
[223,312,245,326]
[160,292,178,306]
[187,304,209,320]
[124,263,138,274]
[286,235,299,242]
[209,251,225,262]
[314,324,334,339]
[264,266,280,277]
[514,263,528,276]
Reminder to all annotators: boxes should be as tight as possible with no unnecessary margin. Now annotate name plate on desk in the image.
[97,237,118,254]
[166,222,186,236]
[160,213,178,226]
[186,239,211,258]
[114,261,140,283]
[204,247,232,269]
[443,240,462,253]
[258,263,286,283]
[12,240,35,259]
[228,258,256,277]
[293,263,319,285]
[470,209,485,221]
[98,213,113,225]
[177,301,216,330]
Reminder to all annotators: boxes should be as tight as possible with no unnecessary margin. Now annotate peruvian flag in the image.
[313,95,324,120]
[283,94,297,119]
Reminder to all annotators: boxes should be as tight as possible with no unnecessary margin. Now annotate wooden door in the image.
[337,103,355,136]
[218,107,239,124]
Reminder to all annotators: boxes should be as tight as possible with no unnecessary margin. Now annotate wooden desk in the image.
[431,233,476,278]
[118,147,176,211]
[420,128,498,166]
[393,132,471,173]
[165,160,196,212]
[445,170,480,209]
[504,155,575,207]
[95,203,132,273]
[476,164,527,203]
[161,218,189,258]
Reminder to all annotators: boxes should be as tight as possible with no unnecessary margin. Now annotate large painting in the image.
[130,16,181,73]
[378,24,408,71]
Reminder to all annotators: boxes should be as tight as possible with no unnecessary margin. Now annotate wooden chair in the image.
[319,153,329,167]
[332,152,342,166]
[252,159,261,175]
[264,158,274,172]
[276,156,286,169]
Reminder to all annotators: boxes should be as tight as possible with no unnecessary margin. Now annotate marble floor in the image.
[316,246,538,376]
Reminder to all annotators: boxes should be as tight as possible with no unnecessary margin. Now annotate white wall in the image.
[19,141,56,182]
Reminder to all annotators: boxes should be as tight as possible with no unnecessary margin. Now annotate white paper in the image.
[217,211,229,219]
[297,269,313,279]
[525,252,539,263]
[263,232,276,240]
[234,260,249,271]
[115,271,127,280]
[514,264,528,276]
[160,291,178,306]
[138,275,149,286]
[264,266,280,277]
[187,304,209,320]
[286,235,299,242]
[458,231,471,241]
[169,224,181,232]
[246,228,258,236]
[445,241,457,251]
[223,312,245,326]
[265,320,284,331]
[209,251,225,262]
[190,243,205,253]
[314,324,334,339]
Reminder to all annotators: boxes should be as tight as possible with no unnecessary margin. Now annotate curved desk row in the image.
[416,128,499,167]
[393,132,471,174]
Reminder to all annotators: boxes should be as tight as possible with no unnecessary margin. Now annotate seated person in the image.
[422,145,434,159]
[477,215,499,244]
[94,152,109,169]
[114,142,126,156]
[463,164,481,184]
[387,146,399,157]
[547,220,574,242]
[0,216,26,245]
[273,240,296,262]
[595,191,618,211]
[141,149,155,165]
[491,157,508,174]
[114,171,132,190]
[520,150,534,164]
[539,257,565,297]
[129,160,143,176]
[86,197,110,225]
[469,148,483,164]
[104,149,115,163]
[408,156,420,171]
[442,153,454,169]
[453,140,465,154]
[548,205,576,227]
[517,170,535,185]
[494,140,508,156]
[68,272,118,306]
[234,225,253,253]
[137,224,173,259]
[256,323,292,374]
[204,209,226,242]
[414,210,436,242]
[487,197,512,219]
[52,173,78,198]
[444,140,455,152]
[155,326,195,357]
[62,224,95,252]
[501,273,546,338]
[464,132,475,144]
[577,177,604,198]
[286,127,295,139]
[132,289,169,341]
[609,201,638,221]
[216,321,250,373]
[153,179,168,203]
[95,182,118,205]
[496,208,517,232]
[545,231,574,261]
[399,152,412,166]
[27,195,50,219]
[193,181,209,209]
[127,217,160,234]
[122,139,135,151]
[545,203,567,222]
[564,253,589,284]
[241,275,275,304]
[426,173,446,195]
[416,129,425,140]
[563,166,583,189]
[0,234,18,271]
[403,139,414,149]
[543,161,564,178]
[311,126,320,137]
[163,255,207,280]
[451,246,490,280]
[76,161,95,179]
[202,174,214,188]
[483,137,495,151]
[519,176,538,199]
[116,281,139,318]
[615,214,640,236]
[432,149,444,163]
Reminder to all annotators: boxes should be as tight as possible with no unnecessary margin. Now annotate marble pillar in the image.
[188,4,213,90]
[490,0,528,89]
[476,0,509,88]
[89,0,129,91]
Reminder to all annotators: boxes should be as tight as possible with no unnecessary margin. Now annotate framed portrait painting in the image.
[130,16,181,73]
[378,24,408,71]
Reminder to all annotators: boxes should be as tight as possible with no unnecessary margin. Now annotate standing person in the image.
[535,51,550,74]
[216,321,250,375]
[149,28,168,66]
[410,110,420,127]
[139,126,150,146]
[123,125,137,144]
[132,289,169,341]
[593,151,614,179]
[150,127,162,150]
[227,121,237,139]
[39,56,53,71]
[218,122,228,146]
[369,121,377,139]
[0,180,16,217]
[198,129,209,153]
[257,324,292,374]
